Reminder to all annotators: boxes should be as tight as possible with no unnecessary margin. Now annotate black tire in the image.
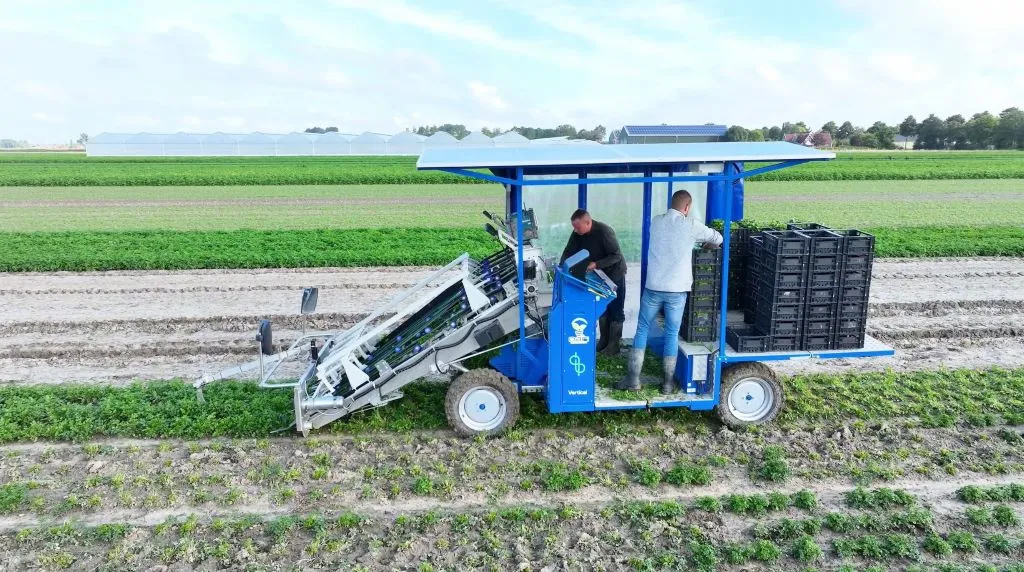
[715,362,783,428]
[445,369,520,437]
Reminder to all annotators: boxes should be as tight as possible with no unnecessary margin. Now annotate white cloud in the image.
[321,70,350,89]
[468,81,508,111]
[31,112,54,122]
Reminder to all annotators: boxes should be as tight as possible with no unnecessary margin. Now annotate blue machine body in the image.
[417,143,894,415]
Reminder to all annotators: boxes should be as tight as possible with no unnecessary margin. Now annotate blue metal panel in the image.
[594,402,650,411]
[649,398,716,410]
[491,338,549,386]
[546,258,614,414]
[714,163,738,391]
[640,168,653,293]
[578,171,587,209]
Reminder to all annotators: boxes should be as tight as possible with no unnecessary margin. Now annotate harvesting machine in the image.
[194,142,894,436]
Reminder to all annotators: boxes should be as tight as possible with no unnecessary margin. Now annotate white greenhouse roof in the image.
[418,141,835,169]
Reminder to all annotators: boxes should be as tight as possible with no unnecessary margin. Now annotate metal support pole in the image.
[513,168,538,369]
[640,169,653,293]
[577,171,587,210]
[717,162,736,372]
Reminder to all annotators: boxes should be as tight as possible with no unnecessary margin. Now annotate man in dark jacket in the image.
[558,209,627,355]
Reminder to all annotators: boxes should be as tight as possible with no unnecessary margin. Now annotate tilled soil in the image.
[1,258,1023,384]
[1,424,1022,570]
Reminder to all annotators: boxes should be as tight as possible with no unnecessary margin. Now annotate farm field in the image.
[2,150,1024,186]
[2,179,1024,232]
[1,153,1023,570]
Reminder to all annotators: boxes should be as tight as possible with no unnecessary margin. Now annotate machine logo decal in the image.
[568,389,589,396]
[568,317,589,345]
[568,352,586,376]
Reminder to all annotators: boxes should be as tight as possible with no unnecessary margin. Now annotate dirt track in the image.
[1,258,1023,385]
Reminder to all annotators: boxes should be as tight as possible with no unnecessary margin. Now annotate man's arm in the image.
[692,220,724,248]
[559,233,577,265]
[594,225,625,269]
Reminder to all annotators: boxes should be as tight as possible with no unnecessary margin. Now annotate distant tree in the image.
[759,126,770,140]
[821,121,838,138]
[944,114,967,149]
[325,126,339,133]
[898,116,918,149]
[414,124,470,139]
[836,121,855,141]
[608,128,625,144]
[77,133,89,145]
[866,121,897,149]
[995,107,1024,149]
[481,127,505,137]
[915,114,946,150]
[767,126,783,141]
[724,125,750,142]
[748,129,765,142]
[305,126,326,134]
[849,130,879,149]
[966,112,998,149]
[811,130,832,148]
[0,139,17,149]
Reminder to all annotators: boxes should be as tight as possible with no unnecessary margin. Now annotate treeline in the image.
[724,108,1024,150]
[411,124,607,142]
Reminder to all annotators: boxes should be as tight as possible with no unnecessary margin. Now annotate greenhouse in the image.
[85,130,593,157]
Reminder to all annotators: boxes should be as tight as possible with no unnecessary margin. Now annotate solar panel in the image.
[417,142,834,170]
[623,125,728,137]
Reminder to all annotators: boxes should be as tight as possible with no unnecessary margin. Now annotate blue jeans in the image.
[632,289,687,359]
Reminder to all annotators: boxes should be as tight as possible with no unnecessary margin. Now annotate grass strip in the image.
[0,368,1020,443]
[1,225,1022,272]
[3,152,1024,185]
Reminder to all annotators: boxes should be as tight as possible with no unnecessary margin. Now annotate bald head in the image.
[670,190,692,214]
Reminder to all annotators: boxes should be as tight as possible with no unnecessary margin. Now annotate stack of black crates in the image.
[727,222,874,352]
[679,248,722,343]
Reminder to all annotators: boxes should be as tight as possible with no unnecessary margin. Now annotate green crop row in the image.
[1,224,1022,272]
[1,151,1023,185]
[0,368,1019,443]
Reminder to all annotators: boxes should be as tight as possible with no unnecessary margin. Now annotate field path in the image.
[1,257,1023,385]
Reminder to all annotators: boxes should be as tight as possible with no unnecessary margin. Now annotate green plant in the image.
[665,462,712,486]
[792,490,817,511]
[993,504,1020,527]
[756,446,790,483]
[0,483,27,513]
[923,532,953,557]
[693,496,721,513]
[966,506,995,526]
[790,535,821,562]
[629,460,662,487]
[946,531,979,553]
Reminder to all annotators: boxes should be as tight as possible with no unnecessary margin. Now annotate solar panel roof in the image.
[417,141,834,170]
[623,125,728,137]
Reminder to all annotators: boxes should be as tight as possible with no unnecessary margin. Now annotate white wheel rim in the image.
[458,386,506,432]
[728,377,775,422]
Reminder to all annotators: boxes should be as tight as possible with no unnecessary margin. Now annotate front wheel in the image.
[716,362,783,428]
[445,369,520,437]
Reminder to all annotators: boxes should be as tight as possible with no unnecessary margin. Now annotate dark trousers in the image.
[605,276,626,322]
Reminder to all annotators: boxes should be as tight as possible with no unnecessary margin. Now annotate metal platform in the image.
[593,382,715,411]
[722,333,894,363]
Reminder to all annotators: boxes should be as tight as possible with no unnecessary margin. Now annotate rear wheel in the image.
[716,362,783,428]
[445,369,519,437]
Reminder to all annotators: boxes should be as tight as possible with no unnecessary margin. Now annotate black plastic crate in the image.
[693,249,722,265]
[755,301,803,322]
[762,230,810,256]
[786,222,831,231]
[743,309,756,324]
[769,335,800,352]
[693,263,720,280]
[758,270,806,290]
[802,332,833,351]
[692,277,722,296]
[760,252,810,274]
[757,286,805,306]
[684,307,718,328]
[835,229,876,254]
[798,229,844,257]
[834,329,866,349]
[839,300,868,317]
[755,315,801,337]
[811,254,842,272]
[804,318,835,335]
[835,315,867,331]
[840,267,871,288]
[682,323,718,342]
[730,228,751,251]
[805,302,837,320]
[809,270,842,288]
[689,294,718,311]
[806,287,840,304]
[840,284,869,302]
[727,325,768,353]
[843,253,874,272]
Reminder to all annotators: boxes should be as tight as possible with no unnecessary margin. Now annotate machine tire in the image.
[445,368,519,437]
[716,362,783,428]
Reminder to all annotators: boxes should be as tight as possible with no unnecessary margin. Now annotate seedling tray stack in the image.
[681,248,722,342]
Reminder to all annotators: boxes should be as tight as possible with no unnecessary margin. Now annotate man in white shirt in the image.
[617,190,723,394]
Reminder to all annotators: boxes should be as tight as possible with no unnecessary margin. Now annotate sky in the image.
[2,0,1023,144]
